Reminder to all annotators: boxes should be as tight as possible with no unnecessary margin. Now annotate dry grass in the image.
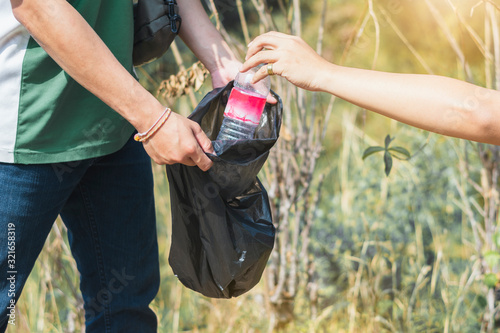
[8,1,500,332]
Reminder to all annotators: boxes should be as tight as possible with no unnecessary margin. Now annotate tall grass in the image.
[8,0,500,332]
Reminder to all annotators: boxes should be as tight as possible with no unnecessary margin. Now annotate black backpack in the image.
[133,0,181,66]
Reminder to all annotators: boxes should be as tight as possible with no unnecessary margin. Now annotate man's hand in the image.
[11,0,214,170]
[141,111,214,171]
[208,58,241,89]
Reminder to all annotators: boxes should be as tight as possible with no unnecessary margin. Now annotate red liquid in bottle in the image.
[223,87,267,125]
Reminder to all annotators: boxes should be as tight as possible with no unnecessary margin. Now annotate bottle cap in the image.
[235,66,270,97]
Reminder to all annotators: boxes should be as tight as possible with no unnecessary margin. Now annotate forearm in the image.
[177,0,238,72]
[11,0,163,132]
[322,64,500,144]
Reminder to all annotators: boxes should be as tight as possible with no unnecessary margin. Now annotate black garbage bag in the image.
[167,81,282,298]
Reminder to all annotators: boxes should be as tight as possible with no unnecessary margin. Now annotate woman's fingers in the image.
[246,31,296,58]
[244,32,331,93]
[250,61,280,83]
[242,50,279,74]
[245,33,282,59]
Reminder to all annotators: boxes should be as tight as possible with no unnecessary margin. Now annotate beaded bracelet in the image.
[134,107,172,142]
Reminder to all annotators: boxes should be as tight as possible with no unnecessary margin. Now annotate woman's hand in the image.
[209,57,278,104]
[242,31,333,92]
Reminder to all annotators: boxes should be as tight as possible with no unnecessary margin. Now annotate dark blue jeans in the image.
[0,137,159,332]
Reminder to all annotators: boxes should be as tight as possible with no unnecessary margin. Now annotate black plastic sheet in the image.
[167,82,282,298]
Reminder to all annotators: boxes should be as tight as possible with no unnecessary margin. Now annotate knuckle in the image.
[191,123,203,133]
[152,157,164,165]
[202,141,213,152]
[162,155,175,165]
[290,36,302,46]
[200,161,213,172]
[183,144,197,156]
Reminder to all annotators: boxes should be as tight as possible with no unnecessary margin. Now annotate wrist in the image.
[133,104,168,133]
[114,82,166,133]
[317,63,340,94]
[134,107,172,142]
[205,45,239,74]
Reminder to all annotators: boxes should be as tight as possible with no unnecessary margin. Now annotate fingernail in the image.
[247,41,253,47]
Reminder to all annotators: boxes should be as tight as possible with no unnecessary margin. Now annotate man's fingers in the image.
[143,113,214,171]
[179,158,197,167]
[190,123,214,171]
[189,145,213,171]
[192,123,215,155]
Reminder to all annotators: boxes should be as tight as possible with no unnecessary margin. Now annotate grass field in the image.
[6,0,500,332]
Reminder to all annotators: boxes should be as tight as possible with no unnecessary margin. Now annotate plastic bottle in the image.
[216,66,270,141]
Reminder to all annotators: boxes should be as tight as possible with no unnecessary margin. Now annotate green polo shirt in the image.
[0,0,135,164]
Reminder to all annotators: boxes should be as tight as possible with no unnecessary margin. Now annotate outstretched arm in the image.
[243,31,500,145]
[11,0,214,170]
[177,0,240,88]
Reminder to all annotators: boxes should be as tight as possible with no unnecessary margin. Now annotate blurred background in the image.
[9,0,500,332]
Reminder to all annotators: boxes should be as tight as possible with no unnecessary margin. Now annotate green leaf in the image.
[477,295,488,308]
[384,135,393,149]
[494,232,500,248]
[388,146,411,160]
[484,251,500,268]
[484,273,498,288]
[384,151,393,177]
[362,146,385,160]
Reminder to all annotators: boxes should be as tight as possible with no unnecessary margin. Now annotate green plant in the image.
[362,135,411,176]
